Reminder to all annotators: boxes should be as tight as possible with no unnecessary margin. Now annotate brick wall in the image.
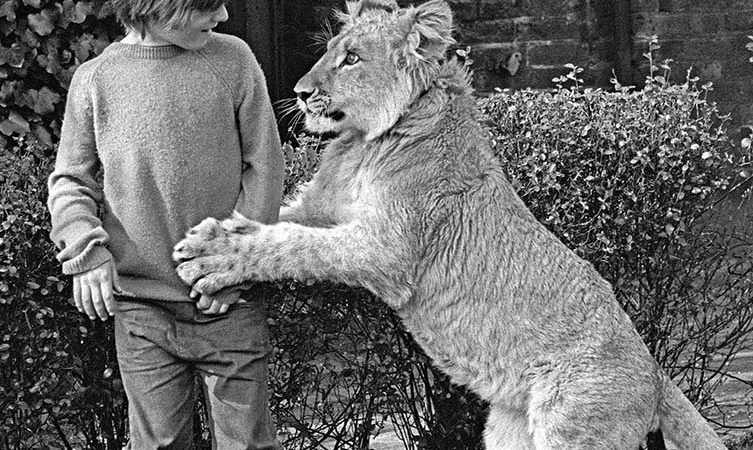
[449,0,617,92]
[630,0,753,128]
[449,0,753,127]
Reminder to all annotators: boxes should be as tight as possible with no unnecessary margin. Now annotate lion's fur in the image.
[173,1,727,448]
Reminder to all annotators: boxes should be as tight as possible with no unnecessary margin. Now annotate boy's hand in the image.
[191,287,245,315]
[73,260,121,321]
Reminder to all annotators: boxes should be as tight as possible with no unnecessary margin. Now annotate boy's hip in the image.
[114,296,273,377]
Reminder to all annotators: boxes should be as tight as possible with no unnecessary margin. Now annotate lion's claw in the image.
[221,212,261,234]
[176,256,246,294]
[173,213,264,292]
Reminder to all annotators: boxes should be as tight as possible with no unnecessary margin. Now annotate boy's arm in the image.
[233,51,285,225]
[195,45,284,314]
[47,66,112,275]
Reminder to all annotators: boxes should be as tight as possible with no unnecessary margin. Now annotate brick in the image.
[724,10,753,33]
[457,15,585,45]
[476,0,574,20]
[631,0,660,13]
[674,36,749,64]
[666,0,753,12]
[649,12,726,38]
[632,12,728,39]
[523,16,584,41]
[526,40,588,66]
[457,19,517,44]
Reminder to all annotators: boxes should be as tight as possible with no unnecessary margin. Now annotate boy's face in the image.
[150,4,229,50]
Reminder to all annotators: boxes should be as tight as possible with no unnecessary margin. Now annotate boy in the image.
[47,0,284,448]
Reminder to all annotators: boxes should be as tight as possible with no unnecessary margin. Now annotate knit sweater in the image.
[47,33,284,302]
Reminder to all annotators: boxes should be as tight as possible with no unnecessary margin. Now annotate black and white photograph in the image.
[1,0,753,448]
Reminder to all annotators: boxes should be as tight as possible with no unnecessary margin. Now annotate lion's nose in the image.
[295,87,314,103]
[297,91,312,103]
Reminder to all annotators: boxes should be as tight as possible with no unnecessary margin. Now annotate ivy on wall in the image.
[0,0,120,149]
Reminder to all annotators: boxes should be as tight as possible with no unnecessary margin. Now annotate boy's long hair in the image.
[111,0,225,36]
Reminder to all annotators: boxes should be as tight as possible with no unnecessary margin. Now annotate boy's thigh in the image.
[201,370,279,449]
[192,300,280,448]
[115,299,196,449]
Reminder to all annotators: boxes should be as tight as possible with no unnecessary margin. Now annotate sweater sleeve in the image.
[233,48,285,224]
[47,64,112,275]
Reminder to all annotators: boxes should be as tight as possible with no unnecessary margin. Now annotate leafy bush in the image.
[0,137,126,450]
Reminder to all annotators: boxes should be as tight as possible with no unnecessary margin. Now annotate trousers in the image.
[114,297,281,450]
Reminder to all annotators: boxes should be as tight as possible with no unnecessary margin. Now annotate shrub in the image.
[0,137,126,450]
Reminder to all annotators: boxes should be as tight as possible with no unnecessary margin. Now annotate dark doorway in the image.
[219,0,341,137]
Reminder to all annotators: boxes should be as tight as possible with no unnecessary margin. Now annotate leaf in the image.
[70,33,94,61]
[0,0,16,20]
[31,86,61,115]
[73,0,92,23]
[28,11,55,36]
[0,45,27,68]
[0,110,30,136]
[32,124,53,147]
[61,0,90,24]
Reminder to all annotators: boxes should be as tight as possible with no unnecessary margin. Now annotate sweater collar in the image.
[109,42,187,60]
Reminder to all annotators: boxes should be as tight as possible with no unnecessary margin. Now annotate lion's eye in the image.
[344,52,360,66]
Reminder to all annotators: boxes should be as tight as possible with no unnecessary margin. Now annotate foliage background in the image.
[2,1,753,449]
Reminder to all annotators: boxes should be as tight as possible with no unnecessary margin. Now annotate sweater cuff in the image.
[61,244,112,275]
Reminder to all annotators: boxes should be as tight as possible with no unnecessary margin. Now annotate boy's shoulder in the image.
[199,33,264,87]
[68,44,122,87]
[202,32,256,62]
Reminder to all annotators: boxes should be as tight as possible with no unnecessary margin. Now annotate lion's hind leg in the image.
[484,406,535,450]
[526,360,659,450]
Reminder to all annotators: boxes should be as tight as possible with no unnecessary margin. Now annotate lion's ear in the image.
[403,0,455,61]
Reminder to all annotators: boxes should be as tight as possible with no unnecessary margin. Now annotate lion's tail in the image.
[656,375,727,450]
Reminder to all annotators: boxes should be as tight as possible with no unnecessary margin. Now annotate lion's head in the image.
[294,0,455,140]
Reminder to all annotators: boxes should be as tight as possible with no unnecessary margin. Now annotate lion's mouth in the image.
[324,110,345,121]
[304,106,345,122]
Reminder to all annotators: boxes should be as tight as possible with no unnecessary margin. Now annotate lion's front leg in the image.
[173,215,413,309]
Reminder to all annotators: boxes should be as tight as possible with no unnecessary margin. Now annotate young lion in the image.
[173,0,727,448]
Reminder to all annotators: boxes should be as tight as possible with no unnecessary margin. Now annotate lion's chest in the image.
[309,155,379,224]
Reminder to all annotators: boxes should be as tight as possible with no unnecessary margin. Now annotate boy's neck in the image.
[121,29,172,47]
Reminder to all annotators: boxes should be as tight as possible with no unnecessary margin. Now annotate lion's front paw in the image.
[173,215,264,294]
[173,215,262,263]
[173,217,224,262]
[176,256,247,294]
